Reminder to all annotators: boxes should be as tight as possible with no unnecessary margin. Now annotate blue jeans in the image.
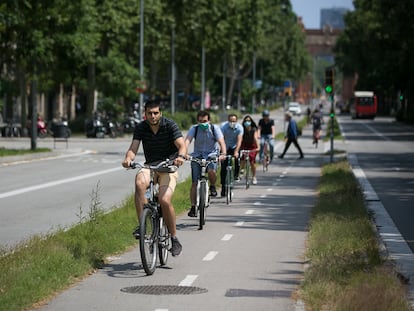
[259,134,274,161]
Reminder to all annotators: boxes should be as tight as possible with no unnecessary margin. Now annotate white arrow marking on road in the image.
[245,209,255,214]
[203,251,218,261]
[0,167,122,199]
[179,275,198,286]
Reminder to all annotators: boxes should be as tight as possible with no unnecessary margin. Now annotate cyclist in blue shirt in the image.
[185,110,226,217]
[220,113,243,197]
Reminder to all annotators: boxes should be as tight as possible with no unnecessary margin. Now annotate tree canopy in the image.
[334,0,414,119]
[0,0,310,119]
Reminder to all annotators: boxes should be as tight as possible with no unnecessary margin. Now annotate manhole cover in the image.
[121,285,208,295]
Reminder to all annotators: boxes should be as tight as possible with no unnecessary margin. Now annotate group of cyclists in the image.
[122,100,323,258]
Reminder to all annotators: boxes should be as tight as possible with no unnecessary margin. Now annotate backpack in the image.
[193,124,217,141]
[312,116,321,129]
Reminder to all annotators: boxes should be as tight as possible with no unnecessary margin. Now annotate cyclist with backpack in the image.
[311,108,323,147]
[185,110,227,217]
[258,110,276,163]
[220,113,244,197]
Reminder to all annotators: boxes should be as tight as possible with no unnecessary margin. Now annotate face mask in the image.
[244,121,251,127]
[229,122,236,129]
[199,122,209,130]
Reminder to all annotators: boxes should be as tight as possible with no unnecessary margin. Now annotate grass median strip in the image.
[300,159,411,311]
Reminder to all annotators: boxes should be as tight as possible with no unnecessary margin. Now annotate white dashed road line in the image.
[221,234,233,241]
[179,274,198,286]
[203,251,218,261]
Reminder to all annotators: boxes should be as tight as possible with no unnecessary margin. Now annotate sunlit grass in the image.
[300,159,411,311]
[0,147,51,156]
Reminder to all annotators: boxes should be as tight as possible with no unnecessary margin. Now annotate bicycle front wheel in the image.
[139,206,158,275]
[226,167,232,204]
[245,158,250,189]
[199,180,207,230]
[158,216,170,266]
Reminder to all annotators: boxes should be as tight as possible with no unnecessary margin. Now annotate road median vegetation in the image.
[300,159,411,311]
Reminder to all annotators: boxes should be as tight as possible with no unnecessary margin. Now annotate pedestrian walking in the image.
[278,112,304,159]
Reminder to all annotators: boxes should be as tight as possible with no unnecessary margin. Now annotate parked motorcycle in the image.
[122,115,140,134]
[85,117,105,138]
[37,117,48,138]
[3,119,21,137]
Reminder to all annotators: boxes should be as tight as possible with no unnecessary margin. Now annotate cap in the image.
[262,110,269,116]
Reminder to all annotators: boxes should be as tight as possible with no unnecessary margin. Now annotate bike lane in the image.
[37,118,322,311]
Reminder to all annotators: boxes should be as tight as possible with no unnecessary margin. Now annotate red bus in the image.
[350,91,377,119]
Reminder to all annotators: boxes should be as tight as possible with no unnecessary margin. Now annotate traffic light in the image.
[324,68,334,94]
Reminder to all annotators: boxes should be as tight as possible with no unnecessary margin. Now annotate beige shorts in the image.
[138,168,178,191]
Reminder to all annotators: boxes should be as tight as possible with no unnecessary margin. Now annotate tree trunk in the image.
[87,63,96,116]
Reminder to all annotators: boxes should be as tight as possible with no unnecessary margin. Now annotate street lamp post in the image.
[139,0,144,120]
[201,46,205,110]
[171,24,176,115]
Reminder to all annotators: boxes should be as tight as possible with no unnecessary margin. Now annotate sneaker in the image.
[252,177,257,185]
[221,189,226,197]
[170,237,182,256]
[188,206,197,217]
[277,155,284,159]
[210,185,217,197]
[132,226,140,239]
[298,155,304,159]
[235,177,241,182]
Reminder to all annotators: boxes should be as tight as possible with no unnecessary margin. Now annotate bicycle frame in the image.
[189,156,217,230]
[130,160,177,275]
[240,150,252,189]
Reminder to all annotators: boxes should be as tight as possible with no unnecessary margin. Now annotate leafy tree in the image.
[335,0,414,119]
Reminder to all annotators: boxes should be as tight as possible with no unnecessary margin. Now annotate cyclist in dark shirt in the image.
[258,110,275,163]
[122,100,186,256]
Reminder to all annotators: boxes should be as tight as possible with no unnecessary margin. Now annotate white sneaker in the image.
[252,177,257,185]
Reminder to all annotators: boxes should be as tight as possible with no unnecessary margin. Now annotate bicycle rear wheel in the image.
[158,216,170,266]
[139,205,158,275]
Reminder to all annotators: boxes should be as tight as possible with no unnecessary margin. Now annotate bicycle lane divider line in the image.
[221,234,233,241]
[203,251,218,261]
[0,166,122,199]
[179,274,198,287]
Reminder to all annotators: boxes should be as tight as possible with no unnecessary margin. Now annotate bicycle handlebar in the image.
[239,149,256,154]
[188,156,218,167]
[129,159,178,173]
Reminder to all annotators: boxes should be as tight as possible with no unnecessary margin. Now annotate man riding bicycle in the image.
[122,100,186,257]
[258,110,275,163]
[220,113,243,197]
[185,110,226,217]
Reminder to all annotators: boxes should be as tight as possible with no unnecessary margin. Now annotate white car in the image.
[287,102,302,116]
